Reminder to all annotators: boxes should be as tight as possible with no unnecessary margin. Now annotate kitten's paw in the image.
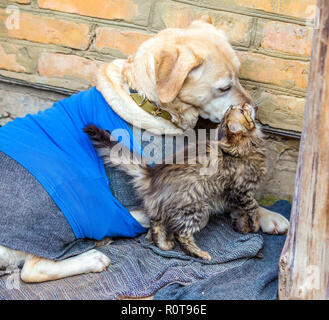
[258,207,289,234]
[188,249,212,260]
[248,217,260,233]
[232,217,250,234]
[198,251,212,261]
[159,240,175,251]
[95,237,113,247]
[147,229,153,244]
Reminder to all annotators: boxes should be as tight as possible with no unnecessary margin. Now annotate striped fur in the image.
[84,104,266,260]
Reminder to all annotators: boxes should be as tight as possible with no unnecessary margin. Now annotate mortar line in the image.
[146,0,156,32]
[249,17,259,49]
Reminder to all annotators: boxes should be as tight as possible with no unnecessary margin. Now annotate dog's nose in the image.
[210,116,221,123]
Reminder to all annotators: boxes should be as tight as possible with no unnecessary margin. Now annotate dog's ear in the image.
[200,15,212,24]
[190,15,213,27]
[155,46,203,104]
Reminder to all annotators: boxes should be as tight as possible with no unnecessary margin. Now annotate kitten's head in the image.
[217,104,263,155]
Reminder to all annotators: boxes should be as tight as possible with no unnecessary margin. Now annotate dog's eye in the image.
[218,85,231,93]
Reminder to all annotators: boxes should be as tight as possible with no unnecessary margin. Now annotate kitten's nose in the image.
[252,105,258,119]
[244,103,257,119]
[245,101,258,113]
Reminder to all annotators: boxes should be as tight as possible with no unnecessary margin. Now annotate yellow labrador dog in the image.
[0,16,289,283]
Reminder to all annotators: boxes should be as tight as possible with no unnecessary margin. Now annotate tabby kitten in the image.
[84,104,266,261]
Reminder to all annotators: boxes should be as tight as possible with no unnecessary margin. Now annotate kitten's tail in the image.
[84,125,150,191]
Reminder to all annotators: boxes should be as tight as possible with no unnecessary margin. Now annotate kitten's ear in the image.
[227,121,244,134]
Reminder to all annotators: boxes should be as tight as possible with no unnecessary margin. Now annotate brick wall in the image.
[0,0,316,133]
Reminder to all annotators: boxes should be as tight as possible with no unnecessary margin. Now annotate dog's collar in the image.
[129,88,172,121]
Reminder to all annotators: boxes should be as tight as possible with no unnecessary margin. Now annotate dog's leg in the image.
[20,249,111,283]
[258,207,289,234]
[176,233,211,261]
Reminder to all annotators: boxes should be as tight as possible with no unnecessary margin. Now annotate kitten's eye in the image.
[218,85,231,93]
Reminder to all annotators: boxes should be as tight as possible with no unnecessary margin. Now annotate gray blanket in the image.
[0,151,96,261]
[0,201,290,300]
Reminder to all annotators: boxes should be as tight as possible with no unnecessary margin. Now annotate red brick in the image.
[10,0,31,3]
[260,21,313,56]
[192,0,317,19]
[255,91,306,132]
[0,43,26,73]
[235,0,317,18]
[238,51,310,90]
[38,53,99,85]
[152,1,252,47]
[38,0,151,25]
[0,11,90,49]
[94,28,152,57]
[276,0,317,19]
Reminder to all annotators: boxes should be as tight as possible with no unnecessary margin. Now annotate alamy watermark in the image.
[5,5,20,30]
[106,124,221,176]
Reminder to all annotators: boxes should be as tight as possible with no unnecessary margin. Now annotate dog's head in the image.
[122,16,254,130]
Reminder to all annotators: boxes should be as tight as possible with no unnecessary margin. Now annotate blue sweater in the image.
[0,87,147,240]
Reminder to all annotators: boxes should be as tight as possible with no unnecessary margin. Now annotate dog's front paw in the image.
[80,249,111,273]
[258,207,289,234]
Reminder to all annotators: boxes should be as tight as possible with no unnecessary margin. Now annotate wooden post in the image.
[278,0,329,300]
